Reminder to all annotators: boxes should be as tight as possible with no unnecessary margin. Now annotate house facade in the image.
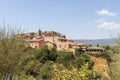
[44,36,77,53]
[25,38,44,48]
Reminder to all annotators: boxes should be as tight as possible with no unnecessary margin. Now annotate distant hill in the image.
[74,38,117,46]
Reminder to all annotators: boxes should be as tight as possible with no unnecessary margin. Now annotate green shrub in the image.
[51,63,99,80]
[39,61,53,79]
[13,72,36,80]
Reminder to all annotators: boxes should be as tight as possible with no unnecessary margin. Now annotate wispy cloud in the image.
[97,21,120,30]
[96,9,117,16]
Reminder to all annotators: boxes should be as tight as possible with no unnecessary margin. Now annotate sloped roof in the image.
[25,38,44,42]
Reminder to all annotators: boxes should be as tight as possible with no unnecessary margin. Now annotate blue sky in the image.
[0,0,120,39]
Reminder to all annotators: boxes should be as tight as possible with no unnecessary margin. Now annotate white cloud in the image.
[97,21,120,30]
[96,9,117,16]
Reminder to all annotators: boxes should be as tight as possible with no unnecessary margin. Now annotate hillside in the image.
[74,38,116,46]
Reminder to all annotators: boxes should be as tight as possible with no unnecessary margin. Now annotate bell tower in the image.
[37,29,42,36]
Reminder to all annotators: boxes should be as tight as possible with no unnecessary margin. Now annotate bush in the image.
[0,26,26,79]
[13,72,36,80]
[74,53,94,69]
[88,52,111,61]
[56,51,74,68]
[51,63,99,80]
[39,61,54,79]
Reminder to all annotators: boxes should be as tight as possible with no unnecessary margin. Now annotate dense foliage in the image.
[106,44,120,80]
[101,39,120,80]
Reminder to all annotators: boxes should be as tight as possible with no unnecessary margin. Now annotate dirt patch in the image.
[90,56,111,80]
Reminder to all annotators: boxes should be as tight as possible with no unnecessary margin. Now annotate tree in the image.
[108,45,120,80]
[48,47,57,61]
[104,36,120,80]
[35,45,49,63]
[97,43,99,47]
[102,45,110,50]
[76,46,84,53]
[88,44,92,47]
[0,26,26,80]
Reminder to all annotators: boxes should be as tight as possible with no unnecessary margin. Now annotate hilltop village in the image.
[24,30,105,54]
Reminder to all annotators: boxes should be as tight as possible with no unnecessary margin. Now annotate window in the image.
[59,45,61,48]
[69,44,72,48]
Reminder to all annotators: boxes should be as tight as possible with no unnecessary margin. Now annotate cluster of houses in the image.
[24,30,105,54]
